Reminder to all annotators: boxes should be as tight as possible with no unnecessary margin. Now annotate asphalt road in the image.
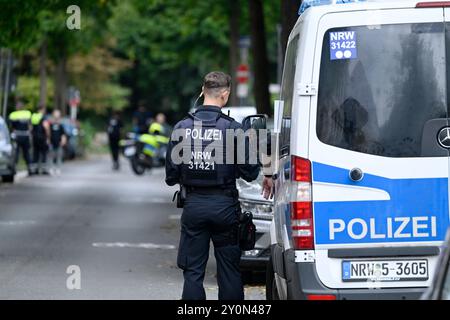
[0,155,265,300]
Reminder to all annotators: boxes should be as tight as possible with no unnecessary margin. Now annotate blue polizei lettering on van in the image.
[330,31,357,60]
[312,162,449,245]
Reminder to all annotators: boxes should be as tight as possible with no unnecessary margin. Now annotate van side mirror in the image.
[242,114,267,131]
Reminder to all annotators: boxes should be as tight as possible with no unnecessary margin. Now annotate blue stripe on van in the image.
[312,162,449,245]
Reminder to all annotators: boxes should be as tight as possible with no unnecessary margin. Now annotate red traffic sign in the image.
[236,64,249,84]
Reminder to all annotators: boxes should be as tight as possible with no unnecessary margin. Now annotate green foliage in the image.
[68,45,131,113]
[16,76,54,110]
[109,0,280,116]
[1,0,282,121]
[109,0,233,113]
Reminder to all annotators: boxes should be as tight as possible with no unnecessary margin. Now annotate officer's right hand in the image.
[262,176,274,200]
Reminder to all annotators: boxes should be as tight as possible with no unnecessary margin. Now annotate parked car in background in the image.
[0,116,16,183]
[422,228,450,300]
[191,106,257,124]
[221,106,257,123]
[61,118,84,160]
[237,171,274,282]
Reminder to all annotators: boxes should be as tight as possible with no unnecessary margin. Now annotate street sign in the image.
[236,64,250,99]
[237,64,249,84]
[237,83,249,99]
[69,88,80,107]
[68,87,81,120]
[239,36,251,49]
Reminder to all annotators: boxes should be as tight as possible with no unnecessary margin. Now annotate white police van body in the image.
[268,0,450,300]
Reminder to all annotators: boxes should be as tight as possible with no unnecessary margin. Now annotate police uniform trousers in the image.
[15,135,31,168]
[32,137,48,173]
[177,191,243,300]
[108,135,120,164]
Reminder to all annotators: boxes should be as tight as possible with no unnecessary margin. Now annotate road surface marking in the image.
[169,214,181,220]
[0,220,36,226]
[92,242,176,250]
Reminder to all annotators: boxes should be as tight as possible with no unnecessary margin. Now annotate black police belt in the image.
[186,186,238,198]
[14,130,30,136]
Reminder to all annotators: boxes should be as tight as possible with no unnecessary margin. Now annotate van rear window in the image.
[317,23,447,158]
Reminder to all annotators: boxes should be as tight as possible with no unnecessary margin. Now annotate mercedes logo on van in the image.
[438,127,450,149]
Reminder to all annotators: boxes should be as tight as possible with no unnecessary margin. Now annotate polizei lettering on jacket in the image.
[169,122,271,166]
[185,128,222,141]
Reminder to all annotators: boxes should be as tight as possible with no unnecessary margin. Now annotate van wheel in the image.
[266,255,279,300]
[2,175,14,183]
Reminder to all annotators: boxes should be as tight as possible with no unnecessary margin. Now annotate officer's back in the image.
[165,71,259,300]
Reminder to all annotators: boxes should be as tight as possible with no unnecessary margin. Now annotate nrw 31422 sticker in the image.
[330,30,358,60]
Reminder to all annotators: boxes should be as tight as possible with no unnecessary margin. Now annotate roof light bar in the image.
[299,0,367,15]
[416,1,450,8]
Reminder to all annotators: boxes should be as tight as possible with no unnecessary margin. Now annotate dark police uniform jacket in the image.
[165,105,260,188]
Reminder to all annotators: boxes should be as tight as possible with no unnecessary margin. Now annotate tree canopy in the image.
[1,0,297,123]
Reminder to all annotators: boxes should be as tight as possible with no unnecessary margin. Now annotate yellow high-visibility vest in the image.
[31,113,44,126]
[9,110,32,121]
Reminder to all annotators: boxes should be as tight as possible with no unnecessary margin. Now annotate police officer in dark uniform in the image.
[107,111,123,170]
[8,101,32,175]
[31,104,50,175]
[165,71,260,300]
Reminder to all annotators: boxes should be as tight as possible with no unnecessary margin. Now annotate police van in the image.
[267,0,450,300]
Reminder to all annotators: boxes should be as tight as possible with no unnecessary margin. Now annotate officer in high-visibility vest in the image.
[8,101,32,175]
[31,104,50,175]
[149,121,170,145]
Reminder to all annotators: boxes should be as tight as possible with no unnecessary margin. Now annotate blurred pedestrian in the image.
[48,110,67,176]
[8,100,32,175]
[107,111,123,170]
[31,104,50,175]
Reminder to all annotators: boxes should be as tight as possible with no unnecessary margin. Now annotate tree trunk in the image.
[229,0,240,106]
[54,55,67,115]
[249,0,271,116]
[281,0,302,61]
[39,39,48,108]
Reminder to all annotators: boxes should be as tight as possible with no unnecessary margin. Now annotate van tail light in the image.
[292,155,311,182]
[290,156,314,250]
[416,1,450,7]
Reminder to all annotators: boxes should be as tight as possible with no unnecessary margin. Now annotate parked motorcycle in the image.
[120,132,168,175]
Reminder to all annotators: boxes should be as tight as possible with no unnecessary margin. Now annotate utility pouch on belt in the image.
[172,185,186,208]
[238,211,256,251]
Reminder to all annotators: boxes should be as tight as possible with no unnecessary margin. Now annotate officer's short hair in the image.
[203,72,231,98]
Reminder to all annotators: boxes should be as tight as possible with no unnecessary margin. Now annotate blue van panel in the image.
[312,162,449,245]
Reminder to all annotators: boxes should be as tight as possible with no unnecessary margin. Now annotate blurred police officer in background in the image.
[8,100,32,175]
[107,111,123,171]
[165,71,260,300]
[153,112,172,135]
[48,110,67,176]
[132,104,152,134]
[31,104,50,175]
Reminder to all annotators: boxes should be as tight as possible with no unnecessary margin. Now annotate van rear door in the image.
[309,8,450,289]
